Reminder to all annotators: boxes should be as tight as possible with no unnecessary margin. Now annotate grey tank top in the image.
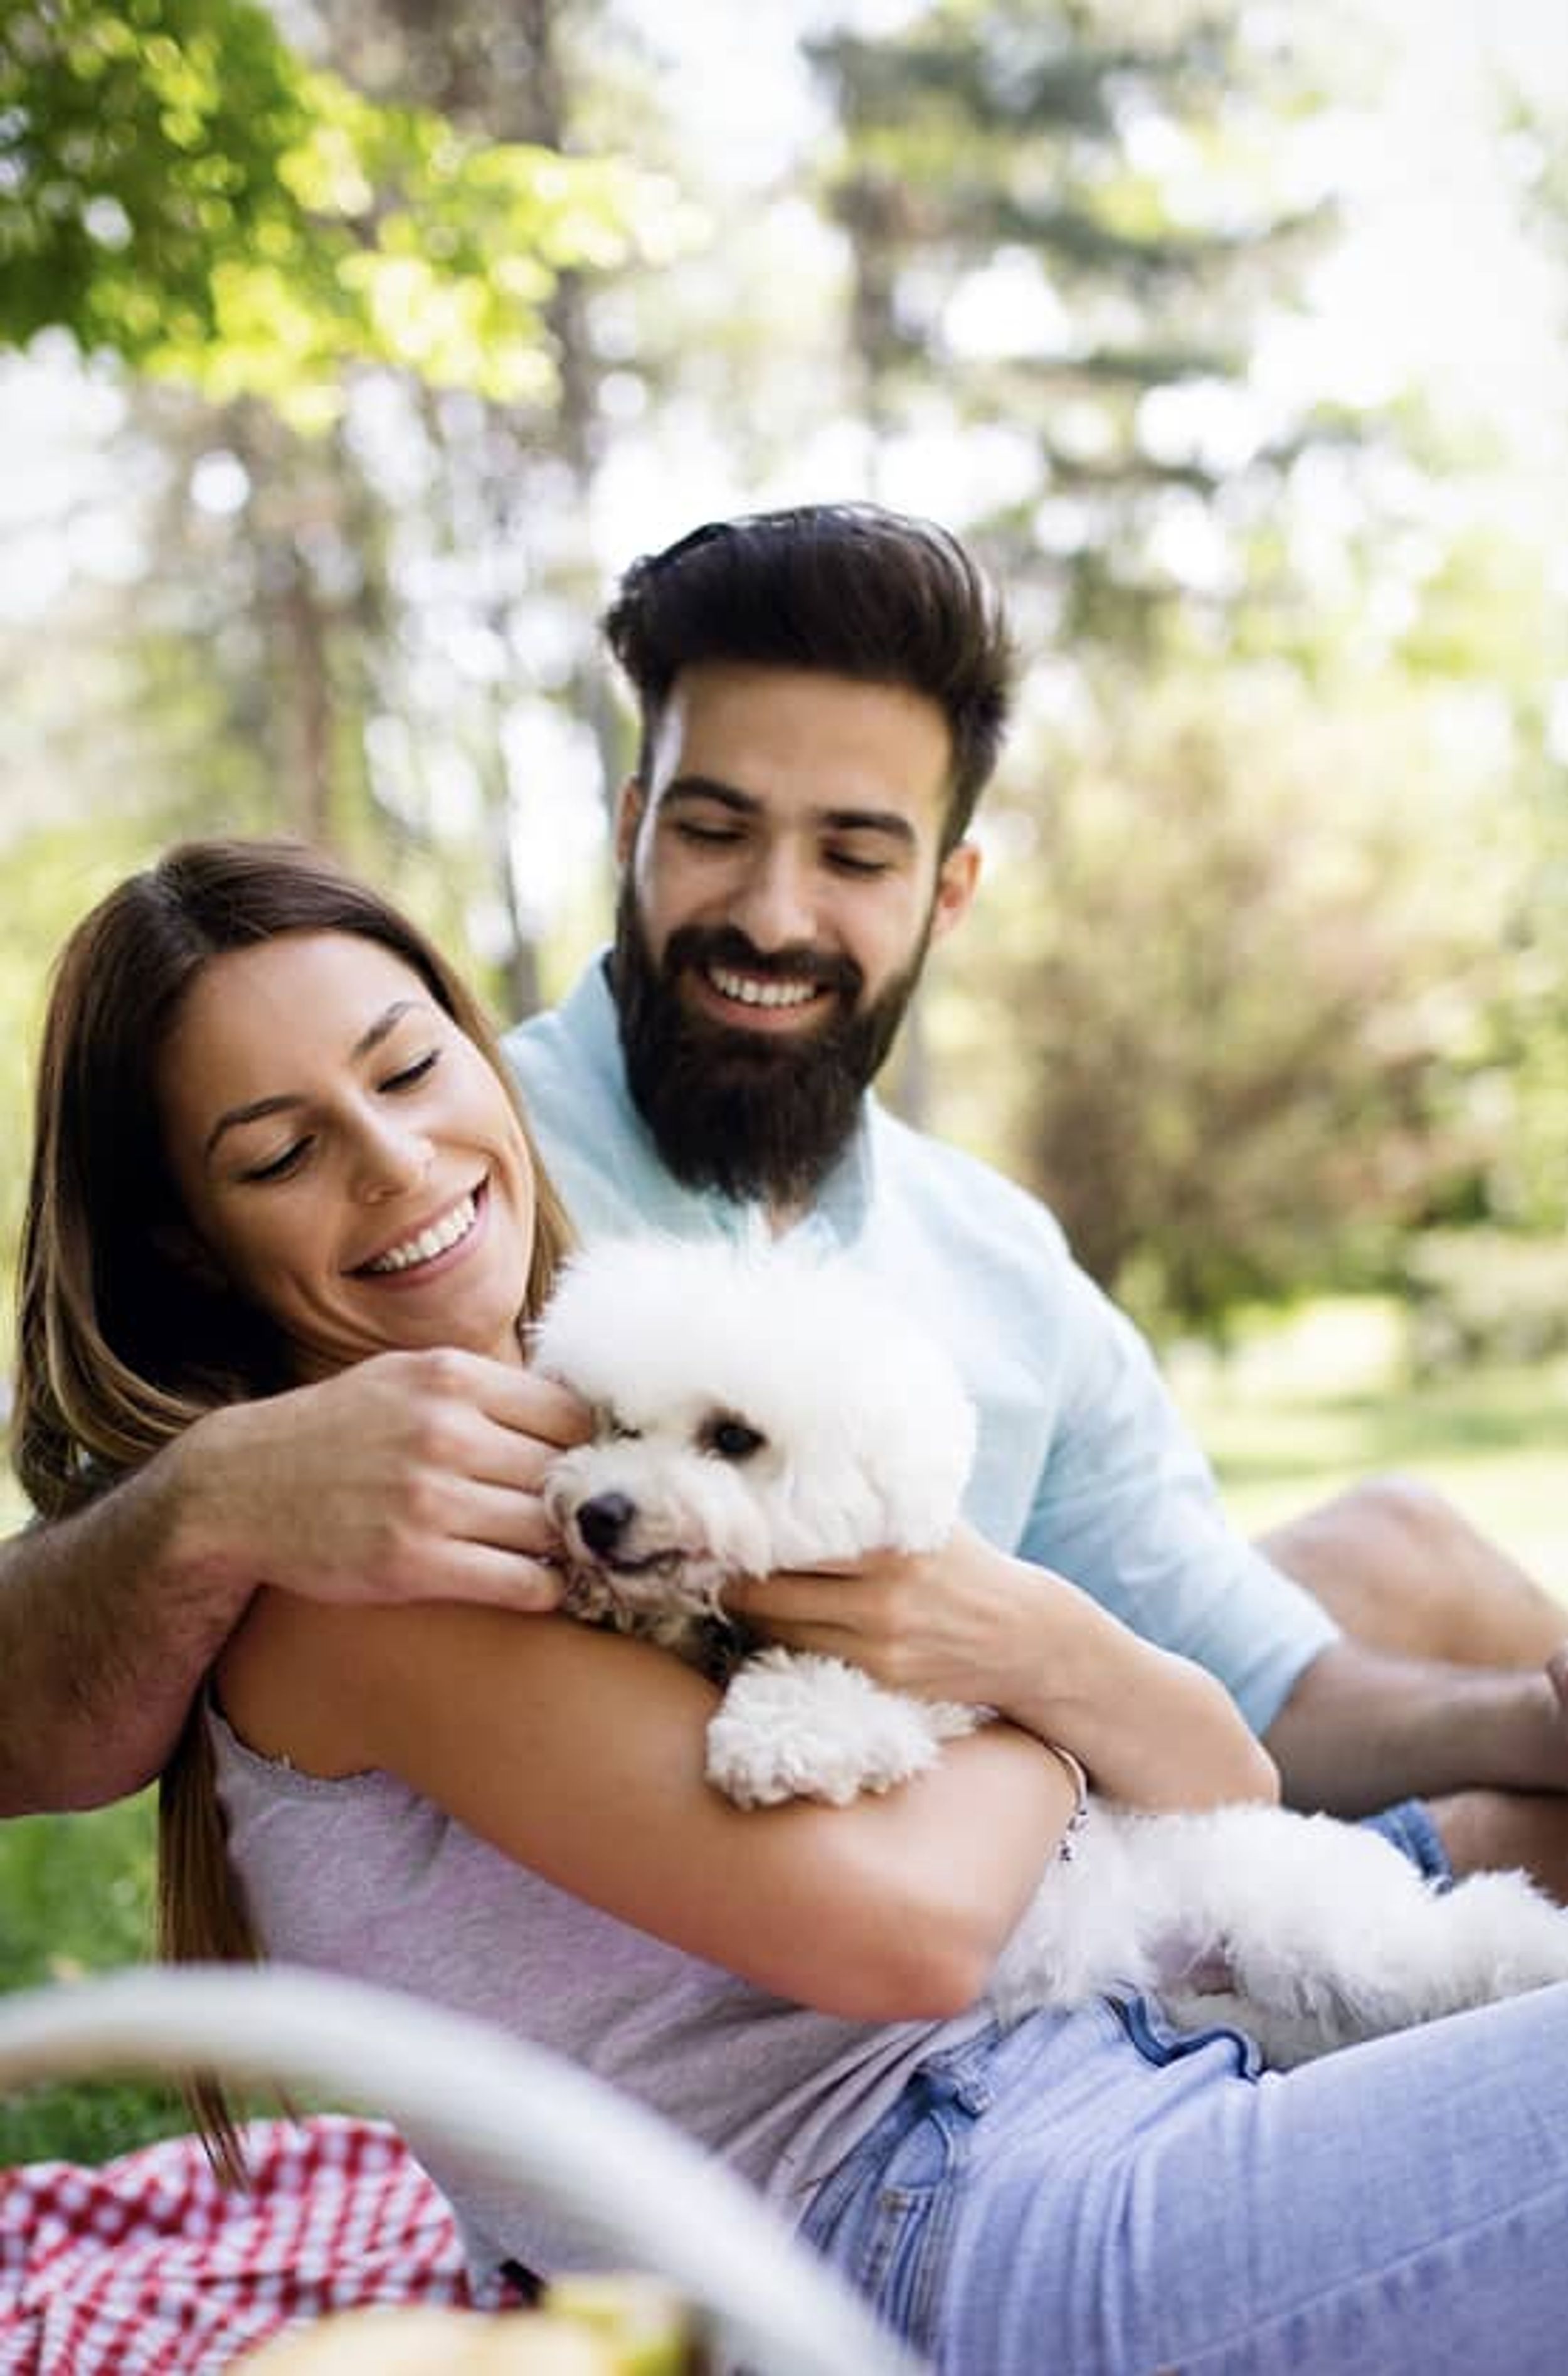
[209,1708,985,2281]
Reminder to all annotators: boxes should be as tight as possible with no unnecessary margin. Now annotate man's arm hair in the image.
[0,1349,583,1817]
[1263,1635,1568,1816]
[0,1438,251,1816]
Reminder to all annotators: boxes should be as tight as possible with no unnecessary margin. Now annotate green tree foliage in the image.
[812,0,1568,1334]
[319,0,654,1015]
[0,0,701,942]
[0,0,653,425]
[937,660,1520,1334]
[1476,87,1568,1246]
[0,1,695,1328]
[810,0,1340,644]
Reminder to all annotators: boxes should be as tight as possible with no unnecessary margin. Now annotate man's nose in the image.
[729,846,817,952]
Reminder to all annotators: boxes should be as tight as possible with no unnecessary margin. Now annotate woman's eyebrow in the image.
[350,997,421,1063]
[203,1000,423,1157]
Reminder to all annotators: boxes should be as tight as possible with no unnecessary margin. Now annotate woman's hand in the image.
[723,1522,1053,1713]
[726,1525,1279,1816]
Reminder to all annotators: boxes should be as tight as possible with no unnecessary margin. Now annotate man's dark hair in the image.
[602,502,1015,850]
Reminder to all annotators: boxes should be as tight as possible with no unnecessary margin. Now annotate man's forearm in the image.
[0,1437,253,1816]
[1264,1638,1568,1817]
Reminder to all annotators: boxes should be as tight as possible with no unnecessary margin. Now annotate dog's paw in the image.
[705,1648,978,1808]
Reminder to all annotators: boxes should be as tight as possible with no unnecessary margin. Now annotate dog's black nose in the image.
[576,1492,636,1557]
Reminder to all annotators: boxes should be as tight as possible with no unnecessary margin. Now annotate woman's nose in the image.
[354,1113,434,1201]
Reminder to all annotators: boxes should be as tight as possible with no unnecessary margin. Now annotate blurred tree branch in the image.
[0,0,669,425]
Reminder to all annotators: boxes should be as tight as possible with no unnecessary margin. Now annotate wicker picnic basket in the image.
[0,1963,923,2376]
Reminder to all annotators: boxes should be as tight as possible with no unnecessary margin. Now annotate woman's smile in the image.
[354,1180,488,1281]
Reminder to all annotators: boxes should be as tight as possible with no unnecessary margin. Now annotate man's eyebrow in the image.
[203,999,421,1157]
[663,777,759,817]
[664,777,918,846]
[820,807,917,846]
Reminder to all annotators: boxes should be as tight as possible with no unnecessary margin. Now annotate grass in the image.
[0,1791,188,2167]
[3,1298,1565,2170]
[1171,1298,1568,1590]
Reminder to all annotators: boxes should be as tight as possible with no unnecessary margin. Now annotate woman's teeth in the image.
[366,1192,478,1275]
[707,967,817,1010]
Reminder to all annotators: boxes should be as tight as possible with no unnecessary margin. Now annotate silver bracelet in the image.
[1043,1741,1091,1862]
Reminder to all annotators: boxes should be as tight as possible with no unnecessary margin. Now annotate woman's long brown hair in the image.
[11,839,571,2177]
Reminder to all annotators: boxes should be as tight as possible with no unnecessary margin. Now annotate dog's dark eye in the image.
[702,1414,765,1463]
[601,1409,642,1442]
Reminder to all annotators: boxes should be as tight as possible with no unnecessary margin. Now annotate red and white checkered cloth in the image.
[0,2116,497,2374]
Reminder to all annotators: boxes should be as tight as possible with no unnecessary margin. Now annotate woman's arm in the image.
[218,1594,1081,2021]
[724,1525,1279,1813]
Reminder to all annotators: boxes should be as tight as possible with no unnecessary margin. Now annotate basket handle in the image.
[0,1963,926,2376]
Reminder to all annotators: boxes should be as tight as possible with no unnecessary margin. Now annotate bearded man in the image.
[507,503,1568,1897]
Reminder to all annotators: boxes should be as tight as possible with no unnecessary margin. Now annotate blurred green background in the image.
[3,0,1567,2164]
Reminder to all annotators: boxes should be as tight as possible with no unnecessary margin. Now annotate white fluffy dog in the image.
[534,1234,1568,2066]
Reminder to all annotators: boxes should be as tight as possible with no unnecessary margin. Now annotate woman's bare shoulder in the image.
[213,1585,598,1778]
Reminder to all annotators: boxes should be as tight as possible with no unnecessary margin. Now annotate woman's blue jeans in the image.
[799,1976,1568,2373]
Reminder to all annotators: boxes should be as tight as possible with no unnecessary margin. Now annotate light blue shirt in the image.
[503,958,1339,1734]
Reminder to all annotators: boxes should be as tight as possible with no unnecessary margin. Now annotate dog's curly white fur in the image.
[534,1235,1568,2065]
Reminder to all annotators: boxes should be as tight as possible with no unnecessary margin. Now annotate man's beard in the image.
[611,884,930,1207]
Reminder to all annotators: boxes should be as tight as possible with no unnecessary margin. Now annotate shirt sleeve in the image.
[1017,1256,1340,1736]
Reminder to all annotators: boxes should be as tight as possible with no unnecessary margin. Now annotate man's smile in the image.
[704,962,827,1016]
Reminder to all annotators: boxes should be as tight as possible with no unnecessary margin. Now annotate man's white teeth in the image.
[708,966,817,1010]
[367,1193,477,1275]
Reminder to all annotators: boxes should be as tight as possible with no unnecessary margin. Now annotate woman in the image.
[16,837,1568,2375]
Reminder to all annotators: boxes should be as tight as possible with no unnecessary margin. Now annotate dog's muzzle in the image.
[575,1491,637,1561]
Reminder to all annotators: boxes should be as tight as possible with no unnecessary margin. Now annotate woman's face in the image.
[157,930,538,1379]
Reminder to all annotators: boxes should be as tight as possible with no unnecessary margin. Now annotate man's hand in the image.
[0,1347,593,1815]
[180,1349,592,1610]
